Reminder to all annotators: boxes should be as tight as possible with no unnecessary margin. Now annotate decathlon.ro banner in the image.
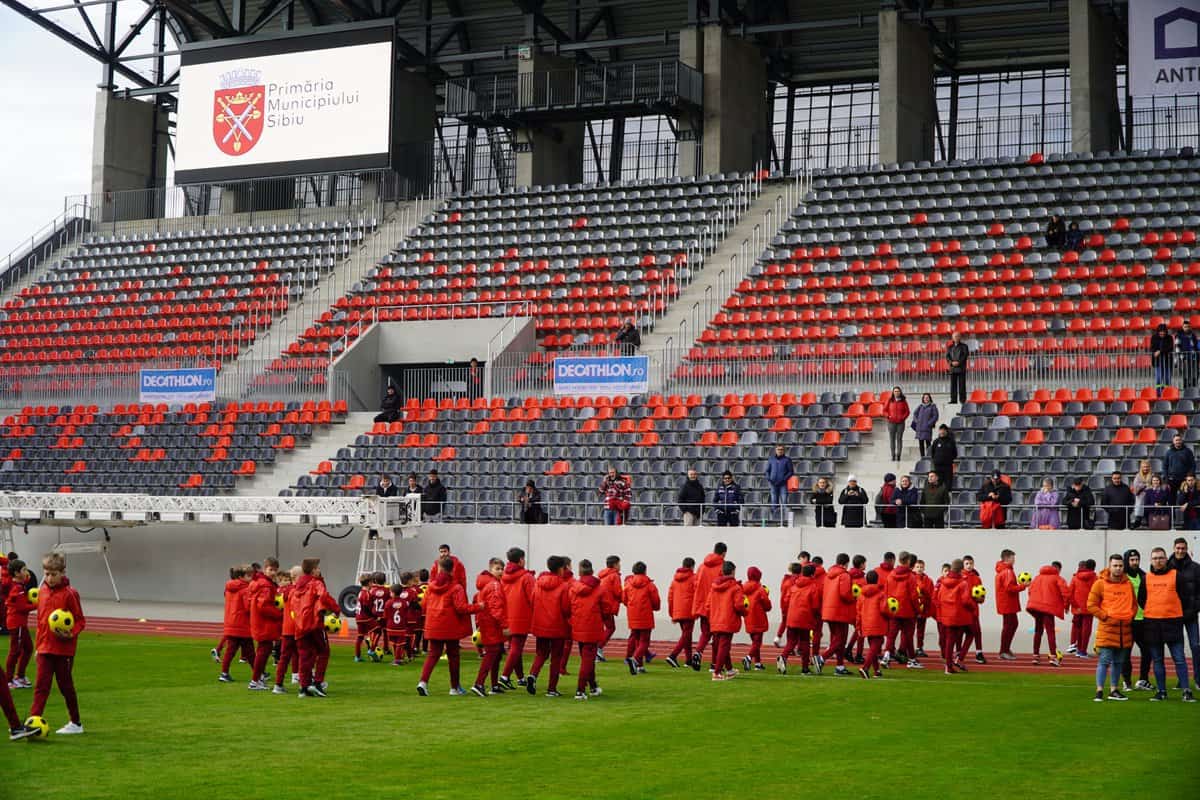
[1129,0,1200,96]
[140,368,217,404]
[553,356,650,396]
[175,23,394,183]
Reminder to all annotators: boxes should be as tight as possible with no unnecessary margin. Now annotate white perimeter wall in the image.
[20,522,1200,649]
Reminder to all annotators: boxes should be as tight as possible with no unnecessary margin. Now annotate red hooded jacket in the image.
[597,566,622,617]
[294,574,338,636]
[473,571,507,646]
[884,396,910,424]
[531,571,572,639]
[622,574,661,631]
[1026,565,1070,619]
[785,575,822,630]
[963,568,983,618]
[994,561,1026,615]
[821,564,857,624]
[500,563,535,635]
[249,570,283,642]
[223,578,252,638]
[668,567,697,622]
[885,565,921,619]
[935,572,975,628]
[876,562,894,585]
[5,579,36,630]
[281,584,297,637]
[36,576,86,657]
[742,570,773,634]
[1067,568,1098,614]
[431,555,468,590]
[706,574,745,634]
[914,572,935,618]
[423,571,476,641]
[857,583,890,637]
[571,575,619,643]
[692,551,726,617]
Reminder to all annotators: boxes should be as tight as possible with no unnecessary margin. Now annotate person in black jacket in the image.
[1101,471,1135,530]
[677,469,706,526]
[1062,477,1094,530]
[977,471,1013,529]
[894,474,921,528]
[1045,213,1066,248]
[1167,538,1200,687]
[929,425,958,489]
[375,474,399,497]
[946,332,970,404]
[712,471,743,527]
[809,477,837,527]
[615,319,641,355]
[838,476,868,528]
[374,385,401,423]
[422,469,447,521]
[520,479,546,524]
[1150,324,1174,397]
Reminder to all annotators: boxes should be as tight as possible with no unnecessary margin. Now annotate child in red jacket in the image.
[773,561,802,650]
[1026,562,1070,666]
[994,549,1028,659]
[936,560,977,674]
[706,561,746,680]
[1066,559,1097,657]
[596,555,622,660]
[4,559,36,689]
[961,555,986,663]
[913,559,935,659]
[499,547,535,688]
[857,571,889,679]
[471,559,508,697]
[741,566,773,671]
[622,562,661,675]
[844,555,868,662]
[29,552,86,734]
[570,559,619,700]
[666,557,697,668]
[353,573,374,662]
[527,555,572,697]
[248,558,282,690]
[778,564,822,675]
[418,557,478,697]
[294,558,339,697]
[383,577,410,666]
[272,566,299,693]
[218,565,253,683]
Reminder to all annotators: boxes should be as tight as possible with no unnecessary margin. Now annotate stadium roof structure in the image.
[3,0,1131,105]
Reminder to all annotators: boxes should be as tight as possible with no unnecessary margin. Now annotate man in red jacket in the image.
[994,548,1028,660]
[527,555,572,697]
[962,555,987,664]
[666,557,697,668]
[430,544,468,589]
[596,555,622,660]
[622,561,661,674]
[499,547,536,689]
[218,565,253,683]
[883,552,924,669]
[706,561,746,680]
[690,542,727,670]
[294,558,339,697]
[779,564,821,674]
[248,557,282,690]
[741,567,772,670]
[417,557,478,696]
[28,552,86,734]
[818,553,856,676]
[470,559,508,697]
[936,560,977,674]
[571,559,619,700]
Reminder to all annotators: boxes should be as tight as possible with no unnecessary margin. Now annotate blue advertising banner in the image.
[553,356,649,396]
[139,367,218,403]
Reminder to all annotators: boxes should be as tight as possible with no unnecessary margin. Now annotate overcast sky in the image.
[0,13,99,259]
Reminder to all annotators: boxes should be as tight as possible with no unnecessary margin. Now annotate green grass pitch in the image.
[5,634,1199,799]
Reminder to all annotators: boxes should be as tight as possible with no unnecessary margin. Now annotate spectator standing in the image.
[374,385,401,424]
[883,387,910,462]
[677,469,706,526]
[1163,434,1196,494]
[1178,320,1199,389]
[1150,323,1174,397]
[808,477,836,527]
[978,471,1012,529]
[1166,537,1200,690]
[945,333,970,404]
[614,319,641,355]
[1064,221,1084,251]
[375,474,399,497]
[919,472,950,528]
[1131,460,1154,529]
[1179,475,1200,530]
[1122,550,1152,691]
[910,393,938,458]
[929,425,957,489]
[1045,213,1066,248]
[895,475,920,528]
[712,470,743,528]
[1087,554,1136,702]
[467,358,483,401]
[404,473,423,496]
[764,445,795,524]
[1139,548,1196,702]
[599,467,631,526]
[1062,477,1094,530]
[1101,472,1135,531]
[876,473,900,528]
[1032,479,1061,530]
[519,479,546,524]
[1144,475,1176,531]
[838,476,868,528]
[422,470,447,521]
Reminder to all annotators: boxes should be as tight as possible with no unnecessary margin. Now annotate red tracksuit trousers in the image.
[297,630,330,689]
[530,637,564,692]
[710,632,733,672]
[6,626,32,680]
[783,627,812,669]
[822,621,849,666]
[1071,613,1093,652]
[576,642,599,694]
[473,643,503,689]
[419,640,462,687]
[1031,611,1058,656]
[669,619,695,661]
[274,635,297,686]
[1000,612,1019,655]
[501,633,528,680]
[626,629,651,664]
[31,654,80,725]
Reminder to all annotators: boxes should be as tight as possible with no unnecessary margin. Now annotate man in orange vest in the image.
[1139,547,1196,703]
[1087,554,1137,702]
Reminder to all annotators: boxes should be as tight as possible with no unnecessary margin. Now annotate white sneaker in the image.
[772,637,781,648]
[271,685,287,695]
[56,722,84,735]
[17,678,31,689]
[291,673,299,684]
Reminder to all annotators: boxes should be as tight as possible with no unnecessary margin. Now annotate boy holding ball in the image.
[29,552,85,734]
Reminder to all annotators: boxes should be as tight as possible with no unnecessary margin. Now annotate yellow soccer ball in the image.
[1017,571,1032,585]
[26,587,39,604]
[886,597,900,613]
[743,596,751,609]
[48,609,75,638]
[763,586,769,596]
[971,584,987,601]
[323,613,342,634]
[24,716,48,739]
[852,584,862,598]
[274,594,285,610]
[471,630,482,646]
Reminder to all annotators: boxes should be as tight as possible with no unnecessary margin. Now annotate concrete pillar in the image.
[514,50,584,187]
[91,90,169,222]
[678,25,768,176]
[391,69,438,194]
[1069,0,1119,153]
[878,10,936,165]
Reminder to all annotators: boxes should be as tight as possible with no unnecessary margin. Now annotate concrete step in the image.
[235,412,379,496]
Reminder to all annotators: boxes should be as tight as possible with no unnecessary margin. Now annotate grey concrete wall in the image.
[27,518,1197,650]
[330,324,381,412]
[1069,0,1119,153]
[514,51,585,187]
[91,91,169,221]
[878,10,936,164]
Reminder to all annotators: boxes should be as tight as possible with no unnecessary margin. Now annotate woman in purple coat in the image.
[910,393,939,457]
